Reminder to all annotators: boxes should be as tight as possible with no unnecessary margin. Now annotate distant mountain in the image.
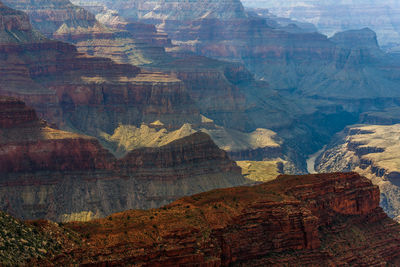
[241,0,400,48]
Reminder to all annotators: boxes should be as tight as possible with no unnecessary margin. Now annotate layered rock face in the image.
[0,96,114,173]
[98,0,247,21]
[315,124,400,220]
[0,2,202,136]
[2,0,100,37]
[0,97,245,221]
[2,0,169,66]
[87,0,400,102]
[0,2,45,43]
[0,1,305,171]
[241,0,400,48]
[29,172,400,265]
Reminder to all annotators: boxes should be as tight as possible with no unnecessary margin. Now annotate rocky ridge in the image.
[72,0,400,172]
[0,96,246,222]
[0,1,204,138]
[0,0,319,171]
[2,0,170,66]
[101,122,281,159]
[23,172,400,266]
[0,211,66,266]
[241,0,400,48]
[316,124,400,220]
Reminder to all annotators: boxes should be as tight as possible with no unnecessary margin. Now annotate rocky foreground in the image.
[1,172,399,265]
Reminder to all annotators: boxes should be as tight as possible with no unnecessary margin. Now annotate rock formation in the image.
[0,1,203,137]
[97,0,247,21]
[0,96,246,222]
[241,0,400,49]
[315,124,400,220]
[23,172,400,266]
[2,0,170,66]
[85,0,400,104]
[1,0,324,172]
[102,122,281,158]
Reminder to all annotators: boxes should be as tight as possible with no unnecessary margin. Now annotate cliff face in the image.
[0,97,114,173]
[0,2,45,43]
[0,97,245,222]
[101,0,247,21]
[3,0,170,66]
[0,2,203,137]
[315,124,400,220]
[28,172,400,266]
[241,0,400,48]
[2,0,100,37]
[90,0,400,102]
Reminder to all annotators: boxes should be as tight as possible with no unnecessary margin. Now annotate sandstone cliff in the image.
[0,2,203,137]
[25,172,400,266]
[315,124,400,220]
[71,0,400,174]
[0,97,246,222]
[3,0,170,66]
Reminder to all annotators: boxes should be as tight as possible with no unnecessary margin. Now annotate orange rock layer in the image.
[36,172,400,266]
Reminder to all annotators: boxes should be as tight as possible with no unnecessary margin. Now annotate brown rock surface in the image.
[0,95,114,172]
[0,97,245,221]
[0,2,202,136]
[30,172,400,266]
[2,0,170,66]
[316,124,400,220]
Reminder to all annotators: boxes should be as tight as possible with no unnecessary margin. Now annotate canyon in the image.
[3,172,400,265]
[2,0,400,265]
[315,124,400,221]
[0,96,246,222]
[0,1,206,136]
[0,0,312,172]
[69,1,400,170]
[241,0,400,50]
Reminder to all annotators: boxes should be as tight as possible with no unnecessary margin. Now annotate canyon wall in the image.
[0,1,205,137]
[28,172,400,266]
[0,96,245,222]
[315,124,400,220]
[241,0,400,49]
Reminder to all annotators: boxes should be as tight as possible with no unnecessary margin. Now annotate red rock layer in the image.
[0,3,201,134]
[0,96,37,127]
[42,172,400,266]
[0,97,244,220]
[0,96,115,173]
[0,138,115,173]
